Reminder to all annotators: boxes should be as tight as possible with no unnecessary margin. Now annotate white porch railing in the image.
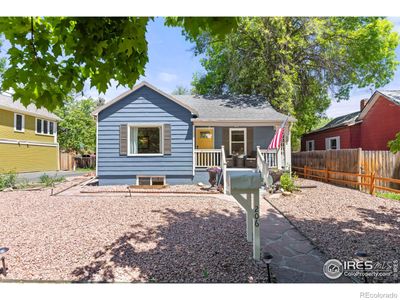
[259,149,278,168]
[194,149,222,167]
[221,146,227,194]
[257,146,269,186]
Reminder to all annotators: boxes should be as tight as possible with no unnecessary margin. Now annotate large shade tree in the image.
[54,95,103,154]
[0,17,238,110]
[190,17,399,149]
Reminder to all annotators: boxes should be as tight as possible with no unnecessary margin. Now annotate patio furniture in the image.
[236,155,245,168]
[245,156,257,168]
[226,157,234,168]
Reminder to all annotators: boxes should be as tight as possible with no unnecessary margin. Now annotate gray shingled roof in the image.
[174,94,294,122]
[379,90,400,105]
[308,111,360,134]
[0,93,61,121]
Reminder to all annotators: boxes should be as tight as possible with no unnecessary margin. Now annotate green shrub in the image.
[376,192,400,201]
[39,174,65,187]
[0,171,17,190]
[280,172,298,192]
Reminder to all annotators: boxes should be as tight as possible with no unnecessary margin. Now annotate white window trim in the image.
[35,118,56,136]
[229,128,247,156]
[136,176,166,186]
[306,140,315,151]
[325,136,341,150]
[14,113,25,132]
[127,123,164,156]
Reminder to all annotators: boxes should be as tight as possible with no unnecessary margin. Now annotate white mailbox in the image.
[228,171,262,261]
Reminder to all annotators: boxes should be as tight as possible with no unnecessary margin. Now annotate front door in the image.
[196,128,214,149]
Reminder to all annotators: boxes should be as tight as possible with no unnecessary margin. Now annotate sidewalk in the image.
[16,170,90,183]
[260,197,351,283]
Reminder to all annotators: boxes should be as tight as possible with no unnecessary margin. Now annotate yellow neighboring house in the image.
[0,93,61,173]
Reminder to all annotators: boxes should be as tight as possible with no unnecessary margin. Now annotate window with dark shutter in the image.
[120,124,128,156]
[163,124,171,155]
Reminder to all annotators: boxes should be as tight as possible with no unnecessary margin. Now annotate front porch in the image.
[192,123,292,193]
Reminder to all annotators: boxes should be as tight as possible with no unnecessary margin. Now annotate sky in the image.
[95,17,400,118]
[1,17,400,118]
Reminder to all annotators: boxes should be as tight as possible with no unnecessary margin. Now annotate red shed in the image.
[301,90,400,151]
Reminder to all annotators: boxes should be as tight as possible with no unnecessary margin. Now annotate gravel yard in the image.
[266,178,400,283]
[0,188,267,283]
[81,184,220,194]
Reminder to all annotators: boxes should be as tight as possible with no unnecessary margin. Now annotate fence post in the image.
[369,172,375,195]
[325,168,329,183]
[304,165,307,179]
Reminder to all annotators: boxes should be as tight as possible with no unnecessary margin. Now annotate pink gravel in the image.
[0,189,267,283]
[81,184,220,194]
[266,178,400,283]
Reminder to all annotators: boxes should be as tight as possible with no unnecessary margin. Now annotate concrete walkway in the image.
[16,170,90,183]
[260,197,351,283]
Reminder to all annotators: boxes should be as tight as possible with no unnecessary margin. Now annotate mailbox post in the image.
[228,171,262,261]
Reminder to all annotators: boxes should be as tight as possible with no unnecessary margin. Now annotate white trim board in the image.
[14,112,25,133]
[127,123,164,156]
[325,136,340,150]
[0,139,59,147]
[229,127,247,155]
[192,120,289,127]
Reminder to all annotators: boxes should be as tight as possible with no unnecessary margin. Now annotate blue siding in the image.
[254,126,275,149]
[97,86,194,185]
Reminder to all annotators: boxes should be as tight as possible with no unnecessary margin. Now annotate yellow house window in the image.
[14,113,25,132]
[36,118,55,136]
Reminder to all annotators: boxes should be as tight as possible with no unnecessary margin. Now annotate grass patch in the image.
[39,174,66,187]
[0,171,17,190]
[76,167,95,172]
[376,192,400,201]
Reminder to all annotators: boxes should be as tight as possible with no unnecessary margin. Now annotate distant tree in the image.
[388,132,400,153]
[0,39,5,83]
[55,96,97,154]
[96,97,106,107]
[190,17,399,149]
[172,85,190,95]
[311,117,332,131]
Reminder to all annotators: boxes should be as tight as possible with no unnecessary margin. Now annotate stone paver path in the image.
[260,197,352,283]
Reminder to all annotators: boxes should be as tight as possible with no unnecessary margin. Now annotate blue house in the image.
[93,82,294,189]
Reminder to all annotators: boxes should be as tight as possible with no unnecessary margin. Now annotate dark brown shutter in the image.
[246,127,254,157]
[222,127,230,156]
[164,124,171,155]
[120,124,128,156]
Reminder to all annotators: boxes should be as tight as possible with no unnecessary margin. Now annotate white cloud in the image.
[157,72,178,83]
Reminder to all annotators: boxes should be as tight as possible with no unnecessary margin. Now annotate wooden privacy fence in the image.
[292,149,400,193]
[75,155,96,169]
[59,152,96,171]
[59,151,76,171]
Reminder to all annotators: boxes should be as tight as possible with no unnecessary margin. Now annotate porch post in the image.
[284,123,292,172]
[276,125,283,170]
[192,125,195,176]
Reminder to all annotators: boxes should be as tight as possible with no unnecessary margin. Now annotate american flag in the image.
[268,117,288,149]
